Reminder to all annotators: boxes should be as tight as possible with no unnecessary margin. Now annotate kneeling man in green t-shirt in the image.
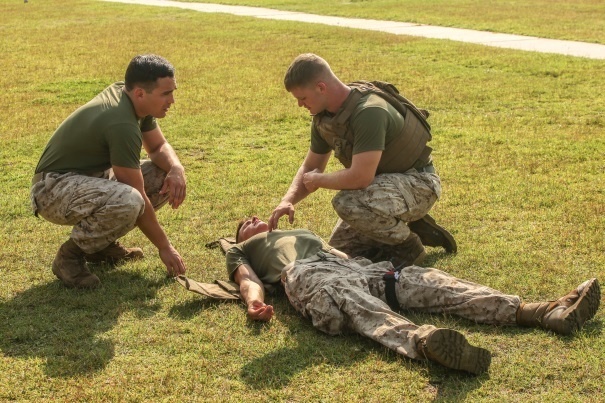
[31,54,187,288]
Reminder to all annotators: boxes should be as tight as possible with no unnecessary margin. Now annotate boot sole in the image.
[409,214,458,254]
[561,278,601,335]
[423,329,491,375]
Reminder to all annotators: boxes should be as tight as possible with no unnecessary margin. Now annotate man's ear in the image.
[132,87,146,100]
[316,81,327,93]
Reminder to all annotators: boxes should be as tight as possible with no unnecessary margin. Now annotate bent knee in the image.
[332,190,363,218]
[110,186,145,223]
[307,288,348,335]
[126,188,145,217]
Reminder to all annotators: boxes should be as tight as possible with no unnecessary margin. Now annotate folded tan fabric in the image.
[176,275,242,301]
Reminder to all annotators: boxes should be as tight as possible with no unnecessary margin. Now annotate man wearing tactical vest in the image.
[268,53,456,267]
[30,54,187,289]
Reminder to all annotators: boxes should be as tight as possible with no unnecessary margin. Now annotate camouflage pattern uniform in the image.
[30,160,168,254]
[329,169,441,258]
[283,252,520,361]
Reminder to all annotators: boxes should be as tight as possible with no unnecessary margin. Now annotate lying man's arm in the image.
[233,263,274,322]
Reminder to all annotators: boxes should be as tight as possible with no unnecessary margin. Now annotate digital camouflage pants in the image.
[283,253,520,361]
[30,160,168,254]
[329,169,441,258]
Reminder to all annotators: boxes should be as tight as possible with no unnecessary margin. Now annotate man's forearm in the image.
[239,276,265,306]
[234,265,266,306]
[281,165,313,204]
[309,168,372,190]
[136,196,171,250]
[149,142,183,173]
[303,150,381,191]
[235,265,274,321]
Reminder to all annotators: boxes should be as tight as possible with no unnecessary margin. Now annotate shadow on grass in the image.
[168,297,238,320]
[0,267,170,378]
[580,318,603,335]
[239,309,376,390]
[237,291,488,398]
[421,250,453,268]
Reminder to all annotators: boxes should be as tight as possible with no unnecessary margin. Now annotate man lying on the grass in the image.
[225,216,600,375]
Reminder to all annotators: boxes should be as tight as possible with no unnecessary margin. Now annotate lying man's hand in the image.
[247,300,274,322]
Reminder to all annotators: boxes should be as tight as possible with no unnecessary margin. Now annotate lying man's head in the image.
[236,216,270,243]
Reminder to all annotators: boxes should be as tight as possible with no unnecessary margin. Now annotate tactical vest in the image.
[312,81,432,174]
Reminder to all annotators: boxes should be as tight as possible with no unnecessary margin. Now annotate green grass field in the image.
[1,0,603,401]
[182,0,605,44]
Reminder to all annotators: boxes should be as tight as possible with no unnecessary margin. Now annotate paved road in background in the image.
[103,0,605,60]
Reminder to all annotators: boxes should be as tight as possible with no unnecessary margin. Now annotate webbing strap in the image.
[334,89,364,125]
[383,271,400,311]
[205,237,237,255]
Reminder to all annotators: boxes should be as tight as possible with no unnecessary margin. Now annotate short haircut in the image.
[124,54,175,93]
[235,219,246,243]
[284,53,332,91]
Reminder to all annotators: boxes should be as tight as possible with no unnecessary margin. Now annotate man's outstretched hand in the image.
[159,244,186,276]
[247,300,274,322]
[268,201,295,231]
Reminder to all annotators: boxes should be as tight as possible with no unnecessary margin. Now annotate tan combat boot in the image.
[364,234,426,268]
[516,278,600,335]
[417,328,491,375]
[84,241,144,264]
[52,239,100,289]
[390,232,427,268]
[408,214,457,253]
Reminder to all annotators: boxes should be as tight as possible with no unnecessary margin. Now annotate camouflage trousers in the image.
[329,169,441,258]
[283,253,520,360]
[30,160,168,254]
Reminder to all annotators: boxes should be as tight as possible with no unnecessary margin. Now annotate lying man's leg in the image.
[516,278,600,335]
[368,265,600,336]
[282,254,491,374]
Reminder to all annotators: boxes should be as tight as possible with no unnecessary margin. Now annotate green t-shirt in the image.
[35,82,157,174]
[310,93,404,157]
[225,229,329,284]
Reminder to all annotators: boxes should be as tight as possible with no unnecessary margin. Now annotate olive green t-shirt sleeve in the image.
[225,244,252,282]
[349,106,390,155]
[310,122,332,155]
[140,115,157,133]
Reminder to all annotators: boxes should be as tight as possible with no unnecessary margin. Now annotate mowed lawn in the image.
[0,0,603,401]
